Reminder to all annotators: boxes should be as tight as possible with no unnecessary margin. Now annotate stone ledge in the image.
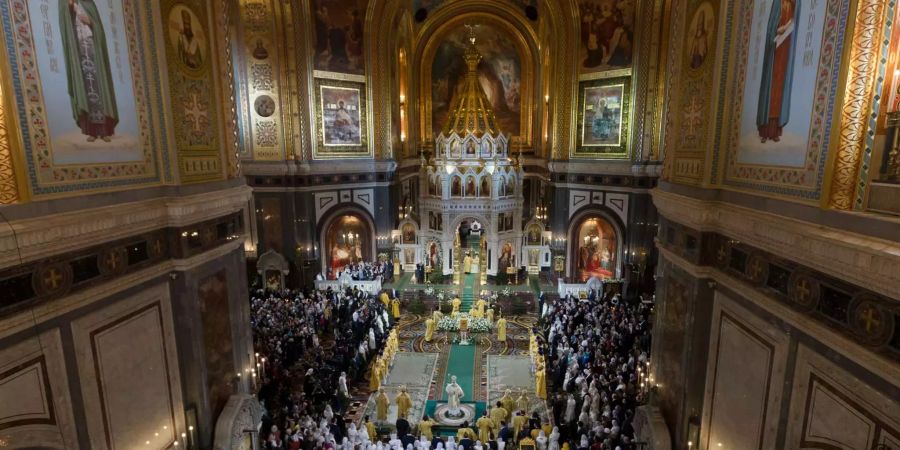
[652,189,900,300]
[0,185,252,270]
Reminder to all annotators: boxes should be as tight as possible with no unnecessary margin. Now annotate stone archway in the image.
[318,206,376,279]
[566,207,626,281]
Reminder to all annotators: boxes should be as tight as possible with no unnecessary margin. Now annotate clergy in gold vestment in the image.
[499,389,515,420]
[463,254,472,274]
[456,425,476,440]
[391,297,401,319]
[375,388,390,421]
[476,412,493,442]
[425,317,435,342]
[535,364,546,399]
[516,389,529,414]
[497,316,507,341]
[395,385,413,419]
[489,401,508,431]
[476,298,486,316]
[370,357,384,391]
[365,417,377,441]
[419,416,435,440]
[452,297,462,315]
[512,411,528,442]
[380,292,391,308]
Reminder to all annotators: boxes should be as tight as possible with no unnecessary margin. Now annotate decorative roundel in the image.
[744,253,769,285]
[201,227,218,246]
[714,239,731,266]
[32,262,73,297]
[147,234,167,259]
[432,403,476,427]
[787,271,820,311]
[848,295,894,347]
[98,247,128,276]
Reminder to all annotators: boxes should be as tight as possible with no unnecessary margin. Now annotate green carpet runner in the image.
[443,247,480,403]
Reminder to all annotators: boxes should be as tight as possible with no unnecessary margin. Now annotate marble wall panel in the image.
[0,329,77,449]
[701,292,788,450]
[71,282,184,450]
[785,344,900,449]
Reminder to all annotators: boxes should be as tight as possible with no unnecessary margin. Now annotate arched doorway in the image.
[320,211,374,279]
[569,214,621,282]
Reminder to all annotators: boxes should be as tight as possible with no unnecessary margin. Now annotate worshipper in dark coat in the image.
[498,421,512,443]
[459,434,475,450]
[396,416,411,440]
[431,436,445,449]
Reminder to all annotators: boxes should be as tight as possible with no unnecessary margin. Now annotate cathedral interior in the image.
[0,0,898,449]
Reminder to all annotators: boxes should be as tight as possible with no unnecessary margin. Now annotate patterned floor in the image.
[357,264,546,432]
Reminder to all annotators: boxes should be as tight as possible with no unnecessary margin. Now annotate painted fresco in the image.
[432,24,522,137]
[325,214,370,277]
[198,270,234,420]
[28,0,142,164]
[575,76,630,158]
[721,0,846,199]
[578,0,635,72]
[581,85,624,147]
[686,2,715,71]
[574,216,617,281]
[737,0,826,167]
[161,0,221,182]
[166,5,207,74]
[312,0,366,74]
[320,85,362,146]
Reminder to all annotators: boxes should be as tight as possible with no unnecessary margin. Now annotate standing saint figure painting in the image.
[60,0,118,142]
[756,0,800,143]
[175,9,204,70]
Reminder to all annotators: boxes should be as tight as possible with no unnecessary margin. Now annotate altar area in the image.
[358,312,548,435]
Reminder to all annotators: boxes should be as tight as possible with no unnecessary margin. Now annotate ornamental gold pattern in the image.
[829,0,886,210]
[0,80,18,205]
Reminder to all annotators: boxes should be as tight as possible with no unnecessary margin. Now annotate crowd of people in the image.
[248,275,652,450]
[539,292,653,450]
[250,286,396,449]
[324,261,394,282]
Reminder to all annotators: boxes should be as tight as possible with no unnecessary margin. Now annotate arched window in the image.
[572,216,619,282]
[435,176,443,197]
[506,176,515,196]
[499,177,507,197]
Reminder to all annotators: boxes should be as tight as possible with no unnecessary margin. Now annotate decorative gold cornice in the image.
[829,0,888,209]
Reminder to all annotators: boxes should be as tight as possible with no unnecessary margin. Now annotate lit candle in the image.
[189,425,195,449]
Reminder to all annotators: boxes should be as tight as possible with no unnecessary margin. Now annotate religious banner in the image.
[314,78,370,158]
[722,0,848,200]
[2,0,165,195]
[574,76,631,158]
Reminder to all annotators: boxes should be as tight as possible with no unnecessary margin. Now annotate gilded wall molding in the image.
[367,0,405,161]
[218,0,241,177]
[652,188,900,300]
[828,0,888,209]
[0,78,20,204]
